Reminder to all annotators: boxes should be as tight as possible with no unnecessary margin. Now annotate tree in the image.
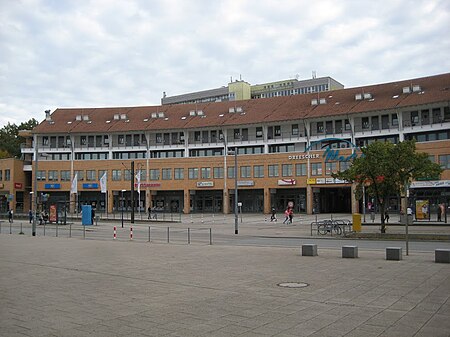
[0,119,38,158]
[333,140,442,233]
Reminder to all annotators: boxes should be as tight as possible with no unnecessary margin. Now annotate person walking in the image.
[28,209,33,224]
[147,206,152,220]
[288,208,294,224]
[8,209,13,223]
[384,210,390,223]
[283,208,290,224]
[270,207,277,222]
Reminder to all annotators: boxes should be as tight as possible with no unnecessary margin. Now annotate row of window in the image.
[0,169,11,181]
[35,162,354,182]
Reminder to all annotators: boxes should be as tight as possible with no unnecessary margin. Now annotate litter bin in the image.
[352,213,361,232]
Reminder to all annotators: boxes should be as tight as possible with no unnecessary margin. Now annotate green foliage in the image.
[0,119,38,158]
[333,140,442,232]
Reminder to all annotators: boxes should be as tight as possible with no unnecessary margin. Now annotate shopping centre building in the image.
[15,72,450,216]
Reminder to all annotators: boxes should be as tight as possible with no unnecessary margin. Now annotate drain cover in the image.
[278,282,309,288]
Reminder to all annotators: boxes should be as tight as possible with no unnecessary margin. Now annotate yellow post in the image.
[352,213,362,232]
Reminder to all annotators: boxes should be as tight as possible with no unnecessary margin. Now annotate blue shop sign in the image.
[44,184,61,189]
[83,183,99,189]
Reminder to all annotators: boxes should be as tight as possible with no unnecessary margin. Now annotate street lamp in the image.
[228,148,239,234]
[32,140,47,236]
[121,189,126,228]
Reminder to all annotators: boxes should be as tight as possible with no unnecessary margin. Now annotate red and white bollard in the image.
[113,226,117,240]
[130,226,133,240]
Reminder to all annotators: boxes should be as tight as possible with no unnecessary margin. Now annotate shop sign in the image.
[14,183,23,189]
[0,183,4,189]
[136,183,161,188]
[278,179,296,186]
[7,194,13,201]
[307,178,316,185]
[410,180,450,188]
[288,154,320,160]
[44,184,61,189]
[237,180,254,187]
[83,183,99,189]
[304,138,362,163]
[316,178,326,184]
[197,181,214,188]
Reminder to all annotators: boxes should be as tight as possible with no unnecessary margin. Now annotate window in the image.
[112,170,122,181]
[4,169,11,181]
[213,167,224,179]
[60,170,70,181]
[98,170,107,181]
[156,133,162,144]
[174,168,184,180]
[188,168,198,179]
[149,169,160,180]
[362,117,370,130]
[439,155,450,169]
[292,124,299,135]
[282,164,293,177]
[48,170,58,181]
[345,119,351,131]
[256,127,263,138]
[0,170,2,180]
[428,155,435,163]
[162,168,172,180]
[392,114,399,127]
[311,163,322,176]
[269,144,295,153]
[317,122,324,133]
[124,170,131,181]
[253,165,264,178]
[86,170,96,181]
[240,166,251,178]
[339,161,351,171]
[118,135,124,145]
[37,170,46,181]
[75,170,84,181]
[194,131,201,142]
[268,165,279,177]
[80,136,86,146]
[201,167,211,179]
[274,125,281,137]
[325,162,337,175]
[227,166,235,179]
[295,163,307,176]
[234,129,240,140]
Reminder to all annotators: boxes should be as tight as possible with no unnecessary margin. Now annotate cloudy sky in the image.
[1,0,449,127]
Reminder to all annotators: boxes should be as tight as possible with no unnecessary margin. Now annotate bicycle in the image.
[317,220,342,235]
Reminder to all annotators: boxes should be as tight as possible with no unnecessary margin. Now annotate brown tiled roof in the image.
[33,73,450,134]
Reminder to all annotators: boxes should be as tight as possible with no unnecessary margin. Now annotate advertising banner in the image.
[49,205,57,223]
[415,200,429,220]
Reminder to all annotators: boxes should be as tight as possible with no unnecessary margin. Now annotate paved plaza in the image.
[1,214,450,336]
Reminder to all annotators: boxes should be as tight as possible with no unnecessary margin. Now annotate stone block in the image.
[342,245,358,258]
[435,249,450,263]
[302,244,317,256]
[386,247,402,261]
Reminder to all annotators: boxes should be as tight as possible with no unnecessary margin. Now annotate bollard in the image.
[148,226,151,242]
[190,214,193,224]
[44,222,46,236]
[201,214,204,224]
[130,226,133,240]
[69,223,72,238]
[19,222,24,235]
[83,225,85,239]
[167,227,170,243]
[209,228,212,245]
[56,222,58,237]
[0,221,2,233]
[113,226,117,240]
[188,228,190,244]
[10,221,12,234]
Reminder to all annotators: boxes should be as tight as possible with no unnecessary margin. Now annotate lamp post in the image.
[121,189,126,228]
[32,141,39,236]
[228,149,239,234]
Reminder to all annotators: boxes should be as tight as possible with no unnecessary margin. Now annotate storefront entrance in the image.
[316,187,351,213]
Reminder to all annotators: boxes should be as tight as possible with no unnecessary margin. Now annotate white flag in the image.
[135,170,141,195]
[100,172,107,194]
[70,173,78,194]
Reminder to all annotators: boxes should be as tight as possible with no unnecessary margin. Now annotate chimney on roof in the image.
[45,109,51,121]
[163,91,166,98]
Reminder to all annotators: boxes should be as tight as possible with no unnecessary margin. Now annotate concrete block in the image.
[386,247,402,261]
[342,245,358,258]
[435,249,450,263]
[302,244,317,256]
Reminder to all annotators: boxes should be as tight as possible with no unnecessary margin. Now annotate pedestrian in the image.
[147,206,151,219]
[438,203,445,222]
[8,209,13,223]
[270,207,277,222]
[283,208,290,224]
[91,208,95,225]
[288,208,293,224]
[29,209,33,223]
[384,210,390,223]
